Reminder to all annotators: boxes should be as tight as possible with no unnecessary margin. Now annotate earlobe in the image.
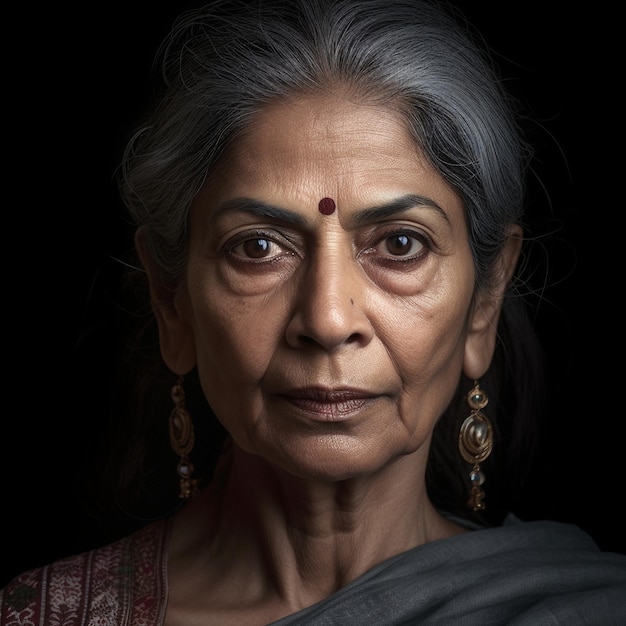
[463,225,523,380]
[135,227,197,376]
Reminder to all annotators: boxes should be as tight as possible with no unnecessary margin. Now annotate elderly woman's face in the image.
[162,94,498,480]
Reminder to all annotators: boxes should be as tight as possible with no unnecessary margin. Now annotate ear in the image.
[463,225,523,380]
[135,227,197,376]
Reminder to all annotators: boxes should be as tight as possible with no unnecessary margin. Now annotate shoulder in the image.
[456,514,626,589]
[432,515,626,623]
[0,518,170,626]
[476,516,626,623]
[282,515,626,625]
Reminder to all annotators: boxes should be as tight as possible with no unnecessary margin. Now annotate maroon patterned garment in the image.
[0,519,170,626]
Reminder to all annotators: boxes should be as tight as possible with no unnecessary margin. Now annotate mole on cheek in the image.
[318,197,336,215]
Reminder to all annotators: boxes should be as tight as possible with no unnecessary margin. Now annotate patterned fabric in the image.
[0,520,169,626]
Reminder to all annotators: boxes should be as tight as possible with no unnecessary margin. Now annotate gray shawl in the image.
[272,514,626,624]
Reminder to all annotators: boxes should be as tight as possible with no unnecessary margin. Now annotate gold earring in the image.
[458,381,493,511]
[169,376,198,499]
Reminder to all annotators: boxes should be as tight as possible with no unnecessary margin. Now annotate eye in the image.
[234,237,274,259]
[373,231,426,259]
[226,231,294,262]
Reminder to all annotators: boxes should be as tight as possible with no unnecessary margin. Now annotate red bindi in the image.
[318,197,336,215]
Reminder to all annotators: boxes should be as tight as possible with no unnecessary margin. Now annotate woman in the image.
[2,0,625,623]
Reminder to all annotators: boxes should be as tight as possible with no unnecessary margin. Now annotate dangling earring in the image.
[169,376,198,499]
[458,381,493,511]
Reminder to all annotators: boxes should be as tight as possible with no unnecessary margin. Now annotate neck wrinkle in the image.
[204,443,457,605]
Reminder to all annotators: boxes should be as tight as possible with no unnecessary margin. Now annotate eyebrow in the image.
[352,194,450,225]
[209,194,449,225]
[210,198,308,226]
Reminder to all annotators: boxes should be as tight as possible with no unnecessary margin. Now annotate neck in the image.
[170,442,465,611]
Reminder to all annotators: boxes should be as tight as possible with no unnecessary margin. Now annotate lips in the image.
[279,387,379,420]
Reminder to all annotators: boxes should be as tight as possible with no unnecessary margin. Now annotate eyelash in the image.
[364,227,431,265]
[224,227,432,266]
[225,230,296,263]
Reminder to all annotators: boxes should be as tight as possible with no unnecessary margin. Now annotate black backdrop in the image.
[2,2,620,588]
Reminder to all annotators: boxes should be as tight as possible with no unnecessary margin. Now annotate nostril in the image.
[296,332,363,349]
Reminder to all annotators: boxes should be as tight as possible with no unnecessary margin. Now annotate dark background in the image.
[2,3,619,588]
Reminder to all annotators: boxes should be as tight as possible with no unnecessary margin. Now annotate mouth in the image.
[278,387,380,420]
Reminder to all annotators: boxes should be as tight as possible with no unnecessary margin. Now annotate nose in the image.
[285,250,374,352]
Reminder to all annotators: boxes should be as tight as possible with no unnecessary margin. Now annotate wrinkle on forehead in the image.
[230,96,421,190]
[194,91,463,233]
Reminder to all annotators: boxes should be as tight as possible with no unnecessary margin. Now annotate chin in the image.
[272,439,397,483]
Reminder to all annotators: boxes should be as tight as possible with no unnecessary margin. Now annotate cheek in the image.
[381,303,468,377]
[188,279,287,387]
[190,295,280,441]
[383,316,467,451]
[373,275,473,409]
[377,264,473,357]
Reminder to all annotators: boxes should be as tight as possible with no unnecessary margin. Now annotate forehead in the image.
[233,93,419,167]
[199,92,462,221]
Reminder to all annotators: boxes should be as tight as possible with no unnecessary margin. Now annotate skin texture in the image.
[138,92,521,624]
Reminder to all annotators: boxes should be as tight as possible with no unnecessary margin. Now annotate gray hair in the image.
[118,0,531,292]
